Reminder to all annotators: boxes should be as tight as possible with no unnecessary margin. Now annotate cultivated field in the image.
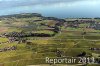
[0,13,99,66]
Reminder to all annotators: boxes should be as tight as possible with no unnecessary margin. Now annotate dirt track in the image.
[0,27,8,32]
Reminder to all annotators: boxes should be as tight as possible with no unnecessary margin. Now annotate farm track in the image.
[61,30,100,33]
[28,38,100,41]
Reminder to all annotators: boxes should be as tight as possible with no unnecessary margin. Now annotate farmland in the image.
[0,13,99,66]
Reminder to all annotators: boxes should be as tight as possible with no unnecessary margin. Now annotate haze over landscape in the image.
[0,0,100,66]
[0,0,100,18]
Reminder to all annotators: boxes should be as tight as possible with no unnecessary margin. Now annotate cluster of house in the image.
[0,46,17,52]
[78,19,95,23]
[64,19,100,30]
[89,48,100,51]
[90,22,100,30]
[64,20,78,28]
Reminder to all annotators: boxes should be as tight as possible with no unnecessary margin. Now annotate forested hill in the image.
[0,13,66,22]
[0,13,43,18]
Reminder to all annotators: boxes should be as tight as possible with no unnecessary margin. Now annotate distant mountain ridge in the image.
[0,13,66,22]
[0,13,43,18]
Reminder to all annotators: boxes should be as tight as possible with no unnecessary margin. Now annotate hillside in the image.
[0,13,99,66]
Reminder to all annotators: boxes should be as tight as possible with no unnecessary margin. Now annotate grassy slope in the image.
[0,17,99,66]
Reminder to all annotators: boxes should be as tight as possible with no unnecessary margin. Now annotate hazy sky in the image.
[0,0,100,18]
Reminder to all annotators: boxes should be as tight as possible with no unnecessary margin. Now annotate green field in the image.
[0,14,100,66]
